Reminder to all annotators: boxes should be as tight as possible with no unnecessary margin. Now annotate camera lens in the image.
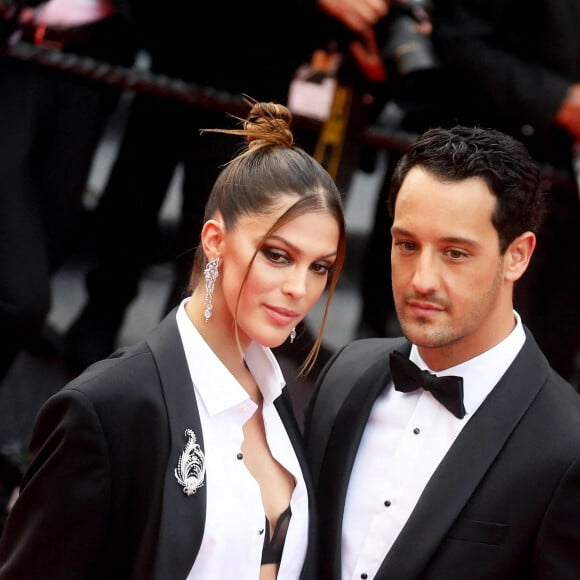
[382,14,438,77]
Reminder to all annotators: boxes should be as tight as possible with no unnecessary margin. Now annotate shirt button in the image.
[413,427,420,434]
[384,499,391,507]
[361,574,368,579]
[236,452,243,460]
[258,529,264,535]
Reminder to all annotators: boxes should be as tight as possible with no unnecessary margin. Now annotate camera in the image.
[378,0,438,77]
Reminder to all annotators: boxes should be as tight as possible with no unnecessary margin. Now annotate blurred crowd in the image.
[1,0,579,531]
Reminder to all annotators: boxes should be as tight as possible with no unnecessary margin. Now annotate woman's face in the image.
[217,196,340,348]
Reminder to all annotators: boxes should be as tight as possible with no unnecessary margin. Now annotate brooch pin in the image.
[174,429,206,496]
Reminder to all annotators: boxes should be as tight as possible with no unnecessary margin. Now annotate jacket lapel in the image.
[146,310,207,580]
[376,330,550,578]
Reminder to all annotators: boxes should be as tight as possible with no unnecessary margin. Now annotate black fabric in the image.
[0,12,137,382]
[261,506,292,565]
[390,351,466,419]
[130,0,316,101]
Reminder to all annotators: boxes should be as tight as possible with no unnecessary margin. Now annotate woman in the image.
[0,101,347,579]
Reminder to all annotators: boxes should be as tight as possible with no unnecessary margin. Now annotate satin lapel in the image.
[318,344,407,578]
[275,390,318,580]
[146,311,207,580]
[376,330,550,579]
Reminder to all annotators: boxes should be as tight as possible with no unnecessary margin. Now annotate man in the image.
[356,0,580,386]
[305,126,580,579]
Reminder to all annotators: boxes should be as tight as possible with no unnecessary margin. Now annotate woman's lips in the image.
[264,304,299,326]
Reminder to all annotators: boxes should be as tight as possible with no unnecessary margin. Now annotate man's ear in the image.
[200,212,225,259]
[504,231,536,282]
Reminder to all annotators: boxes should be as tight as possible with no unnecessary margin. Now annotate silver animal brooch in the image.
[174,428,206,496]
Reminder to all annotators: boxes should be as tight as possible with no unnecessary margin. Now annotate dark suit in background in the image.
[0,1,137,522]
[0,3,136,382]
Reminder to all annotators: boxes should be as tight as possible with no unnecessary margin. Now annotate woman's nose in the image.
[282,268,308,298]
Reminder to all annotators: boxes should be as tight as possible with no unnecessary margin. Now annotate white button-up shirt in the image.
[176,300,309,579]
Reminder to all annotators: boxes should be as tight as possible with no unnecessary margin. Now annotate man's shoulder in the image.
[325,336,408,373]
[305,337,408,479]
[312,336,407,404]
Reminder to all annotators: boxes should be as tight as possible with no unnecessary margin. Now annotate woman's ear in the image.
[504,231,536,282]
[201,212,225,259]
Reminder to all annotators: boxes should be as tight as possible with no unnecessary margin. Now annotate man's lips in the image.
[264,304,300,326]
[407,299,445,316]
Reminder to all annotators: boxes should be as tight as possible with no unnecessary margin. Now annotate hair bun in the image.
[244,101,294,149]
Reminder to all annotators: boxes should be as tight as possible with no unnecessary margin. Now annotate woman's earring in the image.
[290,327,297,343]
[203,257,220,322]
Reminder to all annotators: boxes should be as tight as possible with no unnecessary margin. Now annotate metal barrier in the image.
[0,41,418,155]
[1,40,576,192]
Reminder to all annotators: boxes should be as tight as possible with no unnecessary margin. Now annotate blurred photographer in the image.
[318,0,433,83]
[318,0,388,84]
[318,0,440,348]
[310,0,435,187]
[0,0,136,529]
[0,0,136,379]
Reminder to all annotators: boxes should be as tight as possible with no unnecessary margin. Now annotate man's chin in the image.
[400,320,447,349]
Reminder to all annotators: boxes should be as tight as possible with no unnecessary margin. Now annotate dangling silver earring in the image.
[203,257,220,322]
[290,327,297,343]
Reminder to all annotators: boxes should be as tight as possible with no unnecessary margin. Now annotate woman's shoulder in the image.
[61,340,162,407]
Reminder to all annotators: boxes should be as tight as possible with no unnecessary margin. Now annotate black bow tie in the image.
[389,350,466,419]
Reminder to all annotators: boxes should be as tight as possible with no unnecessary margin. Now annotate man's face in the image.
[390,166,514,369]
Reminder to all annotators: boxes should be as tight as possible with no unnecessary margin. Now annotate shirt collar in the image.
[410,311,526,415]
[175,299,285,416]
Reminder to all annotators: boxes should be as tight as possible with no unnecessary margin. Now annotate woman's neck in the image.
[185,292,253,386]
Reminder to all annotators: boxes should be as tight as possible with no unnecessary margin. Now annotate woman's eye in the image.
[262,247,290,264]
[311,262,332,275]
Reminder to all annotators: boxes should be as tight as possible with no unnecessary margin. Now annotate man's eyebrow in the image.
[391,226,413,237]
[391,227,480,247]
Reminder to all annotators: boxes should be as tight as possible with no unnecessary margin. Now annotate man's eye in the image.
[394,241,416,252]
[446,249,469,260]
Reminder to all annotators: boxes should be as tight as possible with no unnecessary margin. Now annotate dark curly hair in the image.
[389,125,546,253]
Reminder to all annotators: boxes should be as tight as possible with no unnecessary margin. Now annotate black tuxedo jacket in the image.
[304,330,580,579]
[0,311,317,579]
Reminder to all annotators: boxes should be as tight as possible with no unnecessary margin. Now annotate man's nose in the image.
[411,252,440,294]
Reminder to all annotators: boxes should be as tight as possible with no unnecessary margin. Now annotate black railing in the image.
[1,40,576,193]
[0,41,418,154]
